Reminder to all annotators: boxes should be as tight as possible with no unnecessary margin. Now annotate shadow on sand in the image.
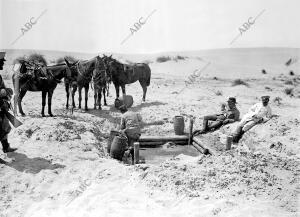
[2,152,65,174]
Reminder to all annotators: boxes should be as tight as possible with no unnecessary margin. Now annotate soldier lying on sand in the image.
[232,96,272,143]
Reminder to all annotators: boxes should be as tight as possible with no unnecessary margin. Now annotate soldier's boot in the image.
[1,139,17,153]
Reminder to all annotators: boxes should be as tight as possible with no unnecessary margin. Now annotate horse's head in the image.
[93,56,110,83]
[101,55,114,83]
[64,58,79,81]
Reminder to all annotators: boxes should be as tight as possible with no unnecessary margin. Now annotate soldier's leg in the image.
[232,121,244,143]
[208,120,223,131]
[202,115,218,132]
[1,137,17,153]
[242,120,257,132]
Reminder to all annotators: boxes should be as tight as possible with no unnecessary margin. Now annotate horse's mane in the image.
[56,56,79,65]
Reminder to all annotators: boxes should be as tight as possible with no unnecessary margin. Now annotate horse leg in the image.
[72,85,77,108]
[65,84,69,109]
[121,85,126,96]
[114,84,120,99]
[103,88,107,106]
[84,85,89,111]
[142,86,147,101]
[18,89,27,116]
[139,81,147,101]
[48,90,54,117]
[78,87,82,109]
[98,88,102,110]
[94,88,97,109]
[41,91,47,117]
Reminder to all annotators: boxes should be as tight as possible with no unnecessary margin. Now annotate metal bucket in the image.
[107,130,120,153]
[110,134,128,160]
[114,95,134,109]
[174,116,185,135]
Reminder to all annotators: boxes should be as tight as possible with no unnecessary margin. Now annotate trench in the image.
[139,143,200,164]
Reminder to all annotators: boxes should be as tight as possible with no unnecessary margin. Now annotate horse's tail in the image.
[146,65,151,86]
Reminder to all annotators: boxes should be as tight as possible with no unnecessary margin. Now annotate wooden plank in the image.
[192,142,209,155]
[134,142,140,164]
[139,135,189,142]
[188,117,194,146]
[140,140,187,147]
[193,136,217,155]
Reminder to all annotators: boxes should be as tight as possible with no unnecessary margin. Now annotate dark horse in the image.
[103,55,151,101]
[92,56,110,109]
[65,56,100,111]
[12,59,78,117]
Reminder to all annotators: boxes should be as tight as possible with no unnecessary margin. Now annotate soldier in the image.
[232,96,272,143]
[193,97,240,135]
[118,104,142,161]
[0,52,17,153]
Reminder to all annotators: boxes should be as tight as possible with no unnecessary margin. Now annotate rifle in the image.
[4,111,23,128]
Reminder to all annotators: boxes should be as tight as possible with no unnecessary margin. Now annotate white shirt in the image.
[241,103,272,123]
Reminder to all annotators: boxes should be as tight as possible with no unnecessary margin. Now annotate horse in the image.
[102,55,151,101]
[92,56,109,109]
[12,59,78,117]
[64,56,99,111]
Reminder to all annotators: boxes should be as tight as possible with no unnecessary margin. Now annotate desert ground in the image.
[0,48,299,217]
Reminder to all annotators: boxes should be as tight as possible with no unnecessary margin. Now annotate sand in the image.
[0,48,299,217]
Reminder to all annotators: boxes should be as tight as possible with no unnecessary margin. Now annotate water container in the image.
[107,130,120,153]
[114,95,134,109]
[110,135,128,160]
[174,116,185,135]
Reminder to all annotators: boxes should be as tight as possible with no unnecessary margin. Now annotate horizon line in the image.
[1,46,299,56]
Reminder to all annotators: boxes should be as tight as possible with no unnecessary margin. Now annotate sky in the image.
[1,0,300,54]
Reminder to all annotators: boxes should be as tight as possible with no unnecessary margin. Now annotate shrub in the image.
[174,55,186,61]
[232,79,249,87]
[284,80,293,85]
[273,97,282,105]
[156,56,171,63]
[214,90,222,96]
[284,88,294,96]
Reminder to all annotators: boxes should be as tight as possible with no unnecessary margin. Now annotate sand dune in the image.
[0,48,299,217]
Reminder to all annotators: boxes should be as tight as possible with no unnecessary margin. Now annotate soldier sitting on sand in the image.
[193,97,240,135]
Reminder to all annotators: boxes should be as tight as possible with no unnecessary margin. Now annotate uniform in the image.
[120,111,142,148]
[195,97,240,134]
[233,96,272,143]
[0,52,17,153]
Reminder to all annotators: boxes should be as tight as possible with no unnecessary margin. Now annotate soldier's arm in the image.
[119,117,126,130]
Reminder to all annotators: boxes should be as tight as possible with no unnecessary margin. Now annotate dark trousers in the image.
[202,115,224,131]
[125,132,141,161]
[1,139,9,151]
